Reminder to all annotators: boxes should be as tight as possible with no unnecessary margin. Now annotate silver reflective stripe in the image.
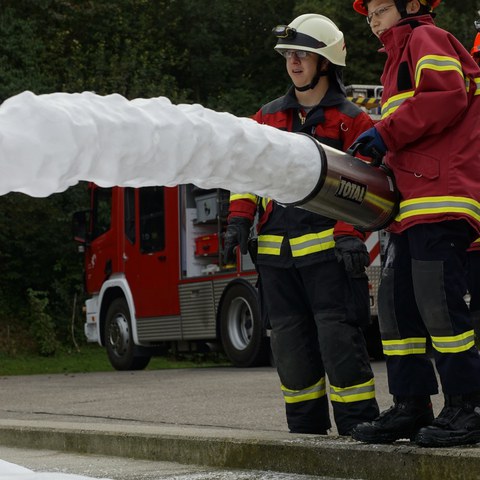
[382,338,426,355]
[382,96,408,117]
[289,234,334,255]
[281,378,326,404]
[330,379,375,403]
[415,56,463,87]
[431,330,475,353]
[383,341,425,351]
[381,91,414,119]
[401,199,480,214]
[258,239,282,249]
[397,198,480,223]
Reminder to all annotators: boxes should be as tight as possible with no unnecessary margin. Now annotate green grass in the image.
[0,344,232,376]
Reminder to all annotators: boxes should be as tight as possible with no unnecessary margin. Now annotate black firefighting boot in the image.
[351,396,434,444]
[415,393,480,447]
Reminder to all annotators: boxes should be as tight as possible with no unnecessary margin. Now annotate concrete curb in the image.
[0,420,479,480]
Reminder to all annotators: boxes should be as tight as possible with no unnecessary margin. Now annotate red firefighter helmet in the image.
[471,33,480,58]
[353,0,441,16]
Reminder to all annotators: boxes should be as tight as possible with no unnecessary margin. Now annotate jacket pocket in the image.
[392,150,439,180]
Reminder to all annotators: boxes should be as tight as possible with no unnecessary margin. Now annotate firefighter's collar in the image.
[286,84,346,110]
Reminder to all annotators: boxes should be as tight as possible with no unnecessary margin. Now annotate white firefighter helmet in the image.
[273,14,346,66]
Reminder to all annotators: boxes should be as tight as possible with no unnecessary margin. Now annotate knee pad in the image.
[411,259,452,336]
[377,266,399,338]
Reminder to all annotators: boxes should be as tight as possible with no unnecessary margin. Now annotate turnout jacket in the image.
[375,15,480,235]
[228,85,374,268]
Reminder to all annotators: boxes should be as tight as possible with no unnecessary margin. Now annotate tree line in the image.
[0,0,478,355]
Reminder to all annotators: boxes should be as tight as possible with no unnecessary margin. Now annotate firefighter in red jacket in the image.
[351,0,480,447]
[224,14,379,436]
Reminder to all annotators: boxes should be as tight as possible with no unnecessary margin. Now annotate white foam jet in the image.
[0,91,320,202]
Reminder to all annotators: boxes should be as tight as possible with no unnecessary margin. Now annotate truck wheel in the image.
[220,282,269,367]
[104,298,150,371]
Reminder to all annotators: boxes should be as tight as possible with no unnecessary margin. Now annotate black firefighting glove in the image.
[334,236,370,276]
[223,217,251,263]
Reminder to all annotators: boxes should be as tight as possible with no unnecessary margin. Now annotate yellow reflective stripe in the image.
[258,234,283,255]
[415,55,464,87]
[382,337,427,356]
[474,77,480,95]
[461,75,480,95]
[395,196,480,223]
[330,378,376,404]
[281,378,326,404]
[229,192,257,202]
[289,228,335,257]
[431,330,475,353]
[261,197,271,210]
[382,56,468,120]
[381,91,414,119]
[472,237,480,245]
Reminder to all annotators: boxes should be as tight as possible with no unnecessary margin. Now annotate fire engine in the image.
[73,85,386,371]
[73,184,271,370]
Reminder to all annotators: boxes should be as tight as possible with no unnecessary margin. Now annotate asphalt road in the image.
[0,360,443,433]
[0,360,449,480]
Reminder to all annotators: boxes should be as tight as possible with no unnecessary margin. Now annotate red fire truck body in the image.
[75,183,269,370]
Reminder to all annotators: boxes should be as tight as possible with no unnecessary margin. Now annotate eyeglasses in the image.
[280,50,311,60]
[366,4,395,25]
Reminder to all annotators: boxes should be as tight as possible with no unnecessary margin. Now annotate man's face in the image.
[366,0,402,38]
[282,50,321,89]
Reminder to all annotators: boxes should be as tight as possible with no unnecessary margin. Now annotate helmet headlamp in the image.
[272,25,297,39]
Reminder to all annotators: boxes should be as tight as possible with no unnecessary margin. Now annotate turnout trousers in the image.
[467,250,480,338]
[257,260,379,435]
[378,220,480,396]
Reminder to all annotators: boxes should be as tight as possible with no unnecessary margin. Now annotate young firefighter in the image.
[350,0,480,447]
[224,14,379,436]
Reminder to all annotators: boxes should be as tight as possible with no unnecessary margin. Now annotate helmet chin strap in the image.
[294,57,328,92]
[294,70,328,92]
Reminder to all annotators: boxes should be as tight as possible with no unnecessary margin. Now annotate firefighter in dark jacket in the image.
[350,0,480,448]
[224,13,379,436]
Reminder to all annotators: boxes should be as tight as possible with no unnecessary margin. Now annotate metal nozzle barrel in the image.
[286,136,399,231]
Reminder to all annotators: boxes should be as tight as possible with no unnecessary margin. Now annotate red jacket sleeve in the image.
[227,194,257,222]
[333,221,366,240]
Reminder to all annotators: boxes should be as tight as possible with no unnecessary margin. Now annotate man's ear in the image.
[406,0,421,14]
[320,58,330,71]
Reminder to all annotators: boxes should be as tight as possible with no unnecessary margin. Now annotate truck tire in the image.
[104,298,151,371]
[220,282,269,367]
